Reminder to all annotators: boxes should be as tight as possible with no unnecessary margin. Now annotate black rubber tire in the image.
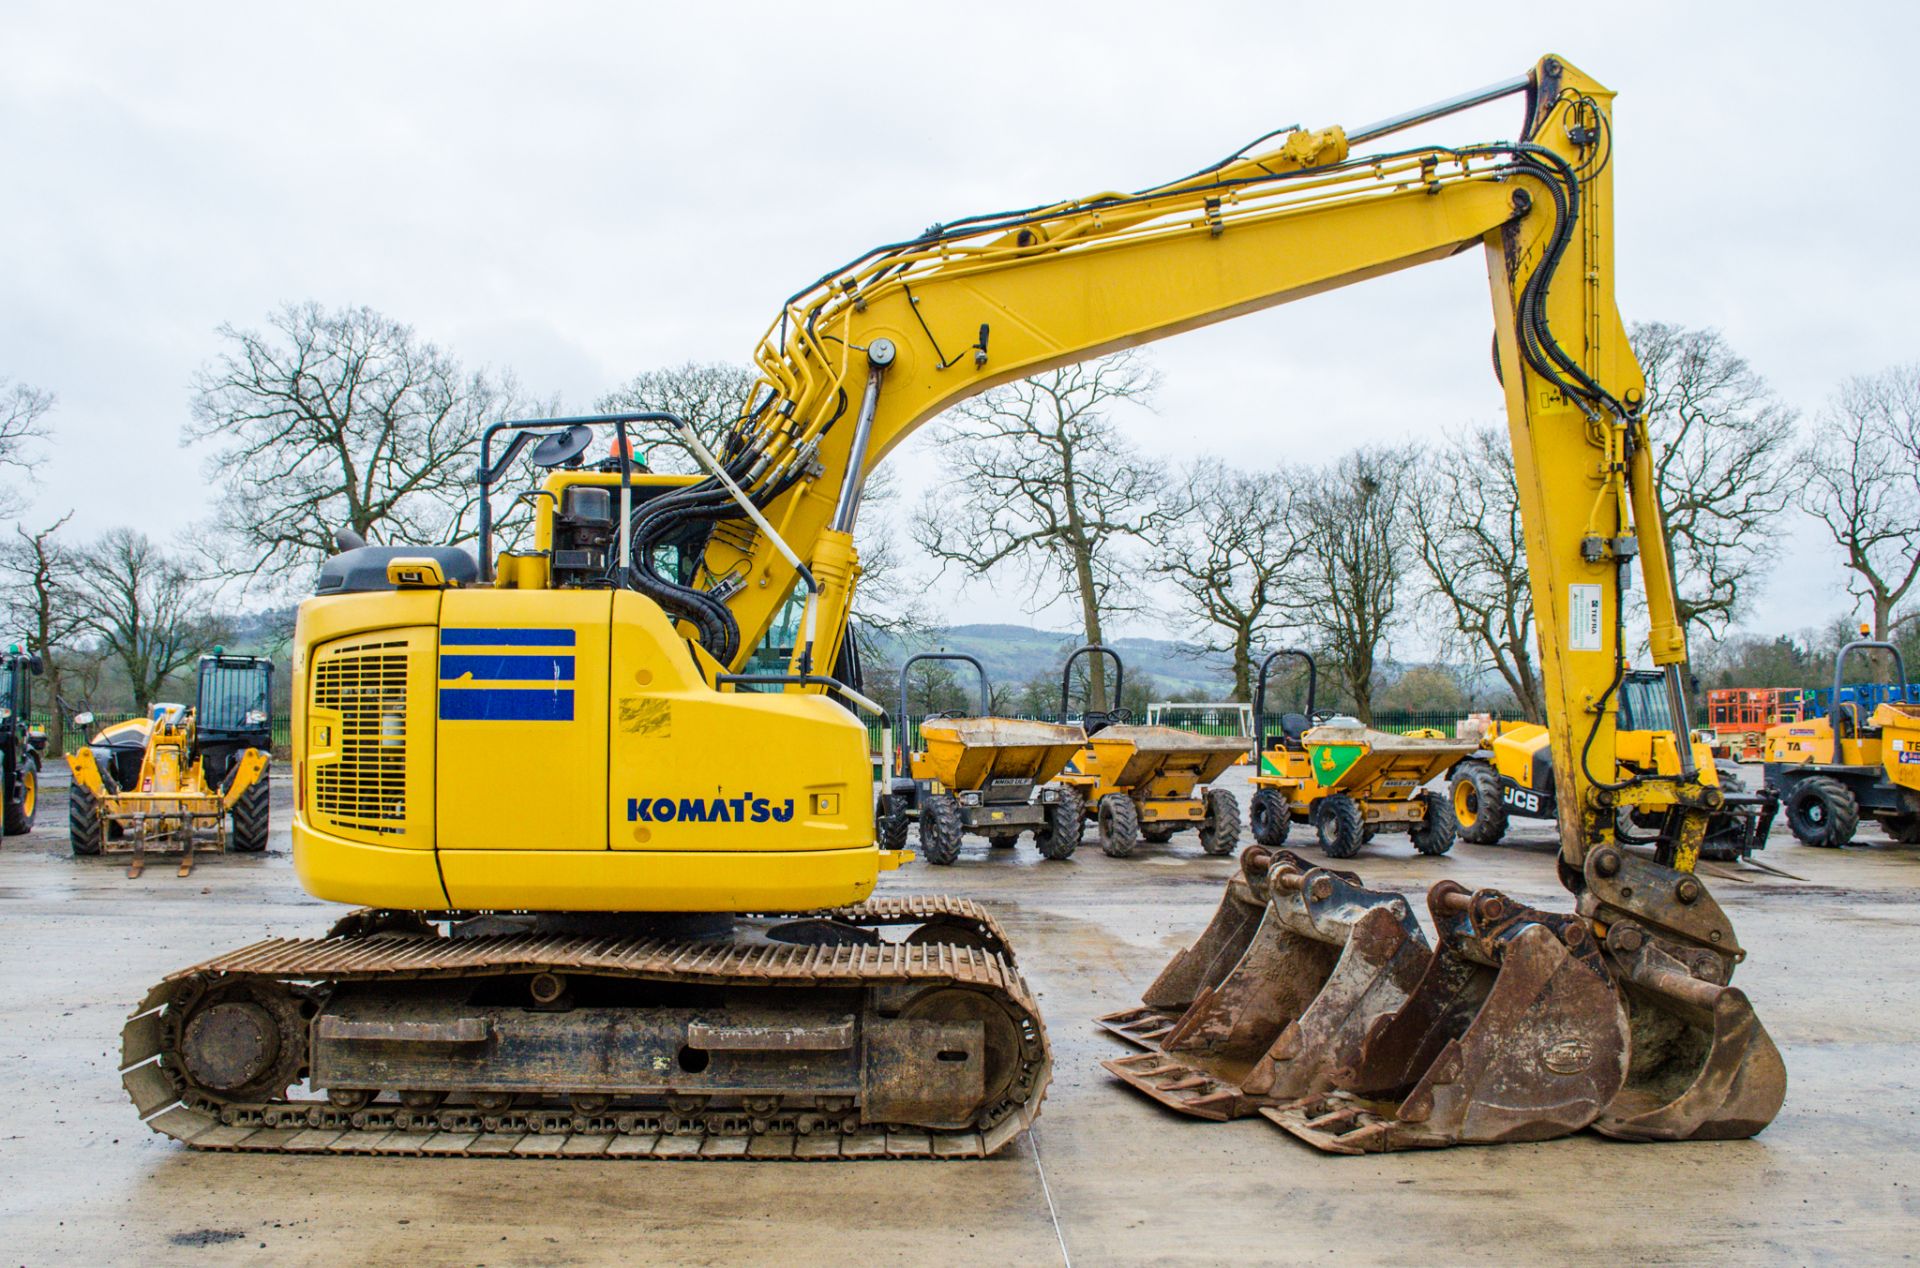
[1197,789,1240,856]
[878,799,911,852]
[1142,826,1177,845]
[1033,787,1083,861]
[1785,776,1858,848]
[1409,789,1457,856]
[3,764,35,836]
[1450,762,1508,845]
[69,782,104,856]
[1877,813,1920,845]
[917,794,965,865]
[230,773,270,852]
[1314,794,1365,859]
[1249,787,1291,847]
[1098,793,1141,858]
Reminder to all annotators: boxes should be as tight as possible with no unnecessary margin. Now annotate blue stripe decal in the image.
[439,654,575,682]
[442,628,576,647]
[440,687,574,722]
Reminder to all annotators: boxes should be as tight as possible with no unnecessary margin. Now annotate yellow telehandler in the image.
[67,653,274,876]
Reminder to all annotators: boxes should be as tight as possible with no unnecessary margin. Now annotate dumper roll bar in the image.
[895,653,991,779]
[1828,639,1911,763]
[1060,644,1125,734]
[1253,649,1317,751]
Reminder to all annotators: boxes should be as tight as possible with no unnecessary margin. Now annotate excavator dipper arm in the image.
[636,54,1781,1148]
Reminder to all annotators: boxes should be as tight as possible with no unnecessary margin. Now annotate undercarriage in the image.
[121,897,1049,1159]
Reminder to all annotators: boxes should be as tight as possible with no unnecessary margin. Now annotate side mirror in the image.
[73,711,94,728]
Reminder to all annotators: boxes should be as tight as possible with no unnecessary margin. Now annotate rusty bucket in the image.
[1264,881,1630,1152]
[1097,847,1431,1121]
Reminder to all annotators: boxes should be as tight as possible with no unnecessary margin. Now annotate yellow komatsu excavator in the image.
[121,55,1783,1161]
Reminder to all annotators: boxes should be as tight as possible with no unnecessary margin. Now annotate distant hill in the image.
[863,623,1233,699]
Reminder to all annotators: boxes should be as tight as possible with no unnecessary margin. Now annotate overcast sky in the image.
[3,1,1913,651]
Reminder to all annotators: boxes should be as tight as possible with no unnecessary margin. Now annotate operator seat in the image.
[1279,711,1310,750]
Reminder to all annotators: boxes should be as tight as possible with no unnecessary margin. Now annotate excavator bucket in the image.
[1264,881,1629,1152]
[1593,929,1787,1141]
[1097,847,1431,1121]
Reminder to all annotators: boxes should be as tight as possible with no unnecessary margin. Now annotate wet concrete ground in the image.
[2,764,1917,1265]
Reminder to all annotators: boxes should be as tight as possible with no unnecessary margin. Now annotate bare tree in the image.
[1408,426,1544,723]
[1287,447,1415,723]
[186,302,526,588]
[911,352,1167,709]
[1153,461,1300,702]
[0,379,55,517]
[594,361,759,474]
[0,514,86,749]
[1799,364,1920,639]
[1632,322,1796,644]
[75,529,228,708]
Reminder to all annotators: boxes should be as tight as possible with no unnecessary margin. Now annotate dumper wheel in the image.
[918,794,965,865]
[1881,813,1920,845]
[1249,788,1291,846]
[1314,794,1365,859]
[1786,776,1858,848]
[230,774,270,852]
[1098,794,1141,858]
[1450,761,1508,844]
[69,784,104,856]
[878,799,911,852]
[1198,789,1240,856]
[1033,788,1083,860]
[3,764,35,835]
[1409,790,1457,856]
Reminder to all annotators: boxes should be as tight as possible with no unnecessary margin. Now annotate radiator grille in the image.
[312,638,410,835]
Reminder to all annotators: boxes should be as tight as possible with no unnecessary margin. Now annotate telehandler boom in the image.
[120,55,1781,1160]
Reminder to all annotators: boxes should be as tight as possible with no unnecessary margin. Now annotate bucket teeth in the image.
[1594,929,1788,1141]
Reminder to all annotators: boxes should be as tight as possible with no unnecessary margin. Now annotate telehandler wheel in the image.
[1786,776,1858,848]
[918,794,965,866]
[1033,788,1084,861]
[1248,787,1291,846]
[230,774,270,852]
[69,783,104,856]
[1450,761,1508,844]
[3,764,36,836]
[1142,826,1177,845]
[1313,794,1365,859]
[1409,789,1457,856]
[1098,793,1141,858]
[1198,789,1240,856]
[1881,813,1920,845]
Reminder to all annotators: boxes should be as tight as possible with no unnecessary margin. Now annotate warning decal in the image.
[1569,584,1604,652]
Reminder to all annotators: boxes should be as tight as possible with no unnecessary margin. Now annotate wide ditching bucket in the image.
[916,717,1086,791]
